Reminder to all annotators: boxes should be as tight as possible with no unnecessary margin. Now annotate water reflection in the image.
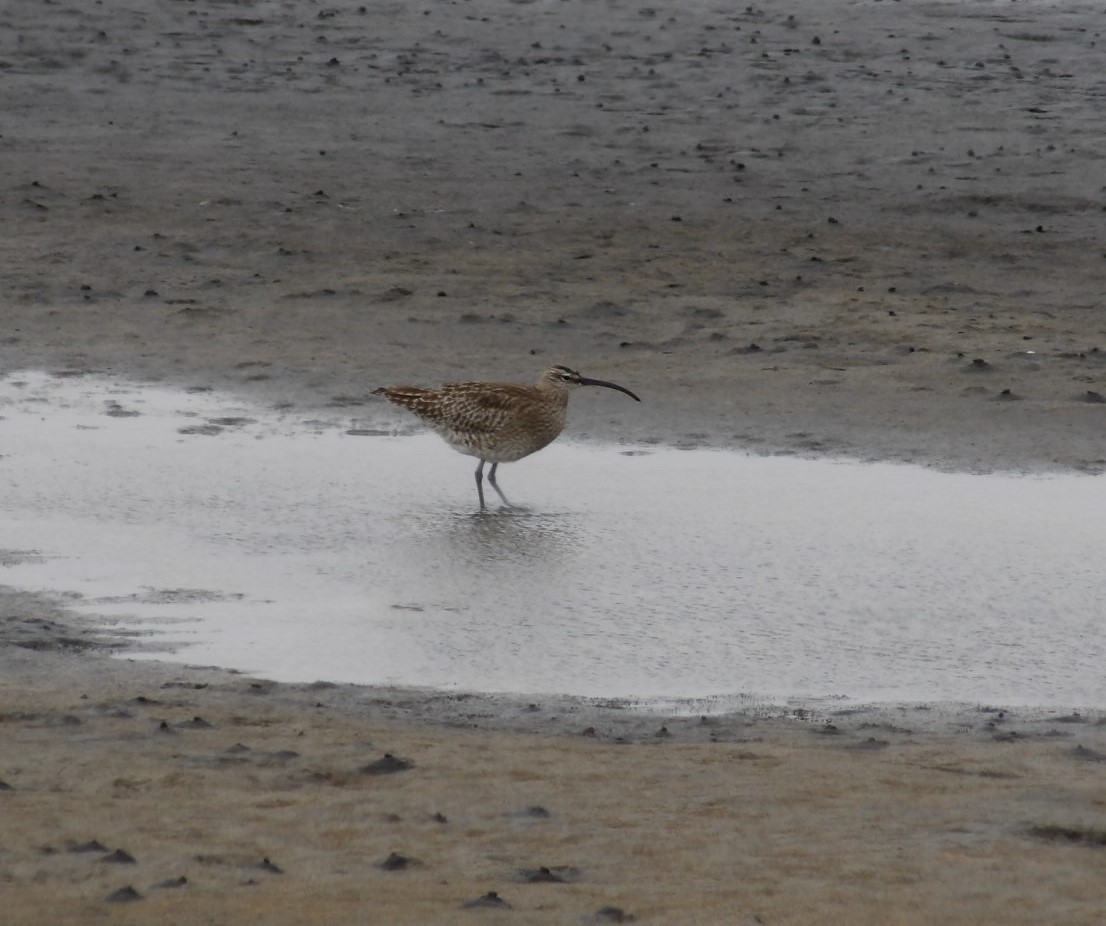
[434,507,577,568]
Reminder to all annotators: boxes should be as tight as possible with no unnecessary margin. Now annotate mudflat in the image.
[2,0,1105,922]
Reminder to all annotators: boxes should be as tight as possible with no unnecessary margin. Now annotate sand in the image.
[2,0,1106,921]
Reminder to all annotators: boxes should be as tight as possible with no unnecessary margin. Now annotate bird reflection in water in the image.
[408,505,579,575]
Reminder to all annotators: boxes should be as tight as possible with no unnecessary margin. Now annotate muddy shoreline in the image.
[4,596,1106,924]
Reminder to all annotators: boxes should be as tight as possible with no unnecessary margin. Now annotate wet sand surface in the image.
[4,633,1106,925]
[3,0,1106,921]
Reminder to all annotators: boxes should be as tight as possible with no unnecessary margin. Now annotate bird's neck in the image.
[535,377,572,405]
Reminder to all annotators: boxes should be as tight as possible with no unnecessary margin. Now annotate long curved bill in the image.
[578,376,641,402]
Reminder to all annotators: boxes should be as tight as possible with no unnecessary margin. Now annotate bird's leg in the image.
[474,459,487,509]
[487,462,513,507]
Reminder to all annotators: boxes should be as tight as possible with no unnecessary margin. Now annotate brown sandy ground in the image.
[3,602,1106,926]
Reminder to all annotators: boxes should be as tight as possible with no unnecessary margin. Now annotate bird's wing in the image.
[432,383,535,435]
[375,383,536,436]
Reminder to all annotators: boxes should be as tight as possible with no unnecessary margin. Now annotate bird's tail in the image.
[372,386,435,412]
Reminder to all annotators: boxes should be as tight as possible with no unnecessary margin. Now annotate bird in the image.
[372,364,641,508]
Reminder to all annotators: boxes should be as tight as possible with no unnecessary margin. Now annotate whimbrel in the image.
[372,365,640,508]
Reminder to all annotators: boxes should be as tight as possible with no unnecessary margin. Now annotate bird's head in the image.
[540,365,641,401]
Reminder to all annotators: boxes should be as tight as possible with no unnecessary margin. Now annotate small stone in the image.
[596,906,635,922]
[106,885,142,902]
[462,891,511,909]
[360,753,413,775]
[522,866,566,883]
[69,840,108,853]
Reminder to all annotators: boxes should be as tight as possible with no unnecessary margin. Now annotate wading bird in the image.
[373,364,641,508]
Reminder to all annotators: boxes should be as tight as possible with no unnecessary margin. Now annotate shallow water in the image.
[1,371,1103,707]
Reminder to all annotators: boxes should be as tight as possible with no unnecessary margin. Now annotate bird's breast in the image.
[435,402,566,463]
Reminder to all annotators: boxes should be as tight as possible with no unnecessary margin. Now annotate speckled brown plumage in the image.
[373,365,640,508]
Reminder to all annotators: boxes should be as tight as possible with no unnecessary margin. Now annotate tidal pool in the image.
[1,371,1103,707]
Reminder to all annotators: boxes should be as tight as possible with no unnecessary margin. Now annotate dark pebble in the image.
[596,907,635,922]
[360,753,414,775]
[101,849,137,864]
[521,865,566,883]
[849,737,890,751]
[177,424,225,436]
[1029,824,1106,847]
[462,891,512,909]
[106,885,142,903]
[1071,745,1106,762]
[69,840,109,853]
[260,857,284,874]
[380,852,410,871]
